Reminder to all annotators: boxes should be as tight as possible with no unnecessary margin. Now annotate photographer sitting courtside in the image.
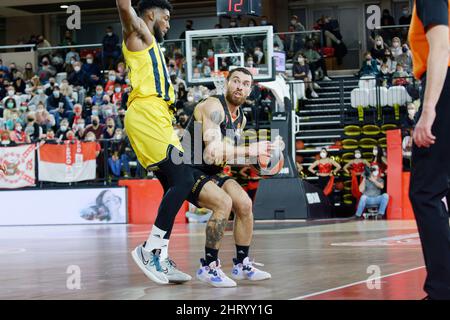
[353,164,389,219]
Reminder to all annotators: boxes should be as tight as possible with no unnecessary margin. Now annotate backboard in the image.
[185,26,275,85]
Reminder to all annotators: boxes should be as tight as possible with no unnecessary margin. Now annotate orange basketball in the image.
[295,140,305,150]
[255,148,285,176]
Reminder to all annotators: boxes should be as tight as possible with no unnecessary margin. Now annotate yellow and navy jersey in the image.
[409,0,450,80]
[122,36,175,106]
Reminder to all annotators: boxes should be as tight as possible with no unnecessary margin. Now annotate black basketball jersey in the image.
[183,94,244,175]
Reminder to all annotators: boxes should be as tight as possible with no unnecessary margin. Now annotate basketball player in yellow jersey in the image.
[116,0,195,285]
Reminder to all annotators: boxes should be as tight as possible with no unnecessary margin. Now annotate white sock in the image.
[160,239,169,261]
[144,225,167,253]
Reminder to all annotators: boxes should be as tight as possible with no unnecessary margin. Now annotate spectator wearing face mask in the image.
[308,148,341,191]
[44,129,57,143]
[43,77,57,96]
[293,53,319,98]
[371,35,387,63]
[37,57,57,84]
[101,117,117,140]
[65,129,78,143]
[24,112,41,142]
[390,37,403,59]
[102,27,121,70]
[23,63,35,81]
[68,61,90,90]
[92,85,107,106]
[399,6,412,25]
[72,117,86,139]
[10,122,30,144]
[396,45,413,74]
[112,83,123,105]
[46,86,74,126]
[35,103,54,133]
[392,64,410,86]
[253,47,264,65]
[65,47,80,65]
[302,40,332,82]
[29,86,48,107]
[382,48,397,73]
[2,88,21,108]
[55,118,71,141]
[36,35,52,59]
[0,130,15,146]
[353,164,389,219]
[84,115,105,140]
[81,54,101,90]
[358,52,379,77]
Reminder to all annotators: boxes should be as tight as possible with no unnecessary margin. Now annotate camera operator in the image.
[353,164,389,219]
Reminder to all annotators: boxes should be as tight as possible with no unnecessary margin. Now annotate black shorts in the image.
[188,167,232,207]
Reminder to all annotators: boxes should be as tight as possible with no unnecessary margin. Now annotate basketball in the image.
[254,147,285,176]
[295,140,305,150]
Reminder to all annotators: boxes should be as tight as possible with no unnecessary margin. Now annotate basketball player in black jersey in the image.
[181,68,284,287]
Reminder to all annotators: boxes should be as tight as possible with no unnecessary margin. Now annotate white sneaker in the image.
[160,257,192,284]
[196,259,237,288]
[231,257,271,281]
[131,243,169,285]
[323,76,332,81]
[311,91,319,98]
[313,83,321,90]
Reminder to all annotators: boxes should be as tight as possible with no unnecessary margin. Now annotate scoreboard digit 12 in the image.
[217,0,262,17]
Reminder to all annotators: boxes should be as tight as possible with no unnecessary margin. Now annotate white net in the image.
[211,71,228,95]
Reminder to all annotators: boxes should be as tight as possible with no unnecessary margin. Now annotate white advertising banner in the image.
[0,188,127,226]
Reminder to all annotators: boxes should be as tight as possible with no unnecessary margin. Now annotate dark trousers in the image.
[409,68,450,300]
[309,59,328,81]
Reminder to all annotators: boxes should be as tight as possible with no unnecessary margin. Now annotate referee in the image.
[409,0,450,300]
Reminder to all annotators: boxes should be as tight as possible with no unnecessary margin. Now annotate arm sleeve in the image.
[417,0,448,30]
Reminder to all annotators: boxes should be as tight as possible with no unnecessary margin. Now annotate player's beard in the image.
[226,89,246,106]
[153,23,165,43]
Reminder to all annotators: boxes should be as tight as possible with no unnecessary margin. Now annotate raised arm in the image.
[116,0,142,35]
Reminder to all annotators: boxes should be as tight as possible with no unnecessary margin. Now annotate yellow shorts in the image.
[124,97,183,169]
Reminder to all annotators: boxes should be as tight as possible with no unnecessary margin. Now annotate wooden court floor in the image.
[0,219,429,300]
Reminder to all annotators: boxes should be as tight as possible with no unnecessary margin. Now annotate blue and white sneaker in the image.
[131,243,169,285]
[231,257,271,281]
[160,257,192,284]
[196,259,237,288]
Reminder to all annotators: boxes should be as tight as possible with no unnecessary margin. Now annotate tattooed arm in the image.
[197,98,271,165]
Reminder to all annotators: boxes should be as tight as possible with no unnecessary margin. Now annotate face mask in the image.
[53,91,60,98]
[37,89,44,94]
[74,66,81,72]
[109,76,116,82]
[320,152,327,159]
[78,124,85,129]
[125,79,131,85]
[92,110,99,116]
[298,58,304,63]
[107,124,114,129]
[207,51,214,57]
[86,137,95,142]
[42,61,49,66]
[408,109,415,117]
[373,149,378,156]
[60,126,67,132]
[28,105,36,112]
[67,134,75,140]
[373,170,379,177]
[249,23,255,27]
[187,96,194,102]
[7,102,14,109]
[107,32,113,37]
[355,153,361,159]
[8,90,14,96]
[261,20,267,25]
[291,20,297,25]
[192,51,197,57]
[247,60,254,66]
[16,126,22,132]
[96,91,103,96]
[402,10,409,16]
[193,73,200,79]
[92,120,99,126]
[402,47,408,53]
[230,23,236,27]
[392,42,399,48]
[115,87,121,93]
[87,59,93,64]
[27,117,34,122]
[115,134,122,140]
[376,41,382,46]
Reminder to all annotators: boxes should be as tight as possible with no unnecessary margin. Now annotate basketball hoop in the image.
[211,71,228,95]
